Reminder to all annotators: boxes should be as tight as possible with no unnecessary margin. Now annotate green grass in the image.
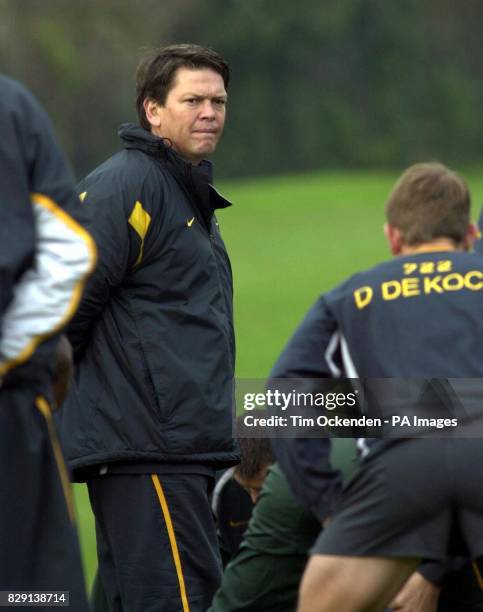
[72,165,483,587]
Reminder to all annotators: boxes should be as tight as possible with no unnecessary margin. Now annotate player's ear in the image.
[384,223,403,255]
[463,222,480,251]
[143,98,162,128]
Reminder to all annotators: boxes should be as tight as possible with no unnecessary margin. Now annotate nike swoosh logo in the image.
[229,520,249,528]
[187,217,195,227]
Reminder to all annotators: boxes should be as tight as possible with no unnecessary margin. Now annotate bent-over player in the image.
[270,162,483,612]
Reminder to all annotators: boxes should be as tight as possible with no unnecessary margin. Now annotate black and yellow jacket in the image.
[61,123,238,476]
[270,249,483,516]
[0,74,95,391]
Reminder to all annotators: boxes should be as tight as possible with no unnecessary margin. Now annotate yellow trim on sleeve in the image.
[128,201,151,266]
[79,191,87,202]
[151,475,190,612]
[473,560,483,592]
[36,395,76,524]
[0,193,97,378]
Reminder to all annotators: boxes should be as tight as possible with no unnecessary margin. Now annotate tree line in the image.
[1,0,481,179]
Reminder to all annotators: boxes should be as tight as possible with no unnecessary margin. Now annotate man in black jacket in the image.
[0,75,96,609]
[60,44,238,612]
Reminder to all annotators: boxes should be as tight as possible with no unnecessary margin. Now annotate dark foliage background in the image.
[1,0,482,179]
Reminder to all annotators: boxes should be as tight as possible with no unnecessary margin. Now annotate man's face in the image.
[147,67,227,164]
[234,466,270,504]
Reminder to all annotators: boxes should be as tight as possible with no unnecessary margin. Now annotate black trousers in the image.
[0,386,89,611]
[88,473,222,612]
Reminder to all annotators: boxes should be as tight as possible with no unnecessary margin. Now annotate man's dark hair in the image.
[234,412,275,480]
[136,43,230,130]
[385,162,471,246]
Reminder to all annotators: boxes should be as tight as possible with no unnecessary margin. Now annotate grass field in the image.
[73,165,483,587]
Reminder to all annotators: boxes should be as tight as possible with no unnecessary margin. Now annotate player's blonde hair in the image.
[386,162,470,245]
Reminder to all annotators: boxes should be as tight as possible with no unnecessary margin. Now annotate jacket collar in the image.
[118,123,232,217]
[119,122,169,157]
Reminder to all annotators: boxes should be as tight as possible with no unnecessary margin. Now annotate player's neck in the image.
[400,238,460,255]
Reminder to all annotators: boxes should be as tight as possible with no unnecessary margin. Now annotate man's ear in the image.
[143,98,162,129]
[463,222,480,251]
[384,223,404,255]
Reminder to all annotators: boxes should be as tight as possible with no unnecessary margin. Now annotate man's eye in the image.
[214,99,226,106]
[185,98,198,104]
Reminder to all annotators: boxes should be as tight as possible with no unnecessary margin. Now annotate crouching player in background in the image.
[209,415,357,612]
[269,163,483,612]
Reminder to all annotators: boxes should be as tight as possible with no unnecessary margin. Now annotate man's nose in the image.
[199,101,216,119]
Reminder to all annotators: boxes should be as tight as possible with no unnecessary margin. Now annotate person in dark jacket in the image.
[0,75,95,610]
[60,44,238,612]
[269,163,483,611]
[209,434,358,612]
